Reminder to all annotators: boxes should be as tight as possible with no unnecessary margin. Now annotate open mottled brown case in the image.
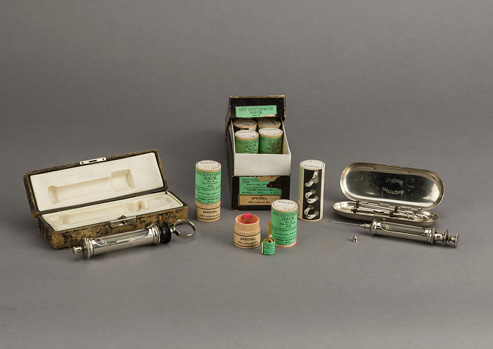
[23,149,188,249]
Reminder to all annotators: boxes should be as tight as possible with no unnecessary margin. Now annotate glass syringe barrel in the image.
[366,219,458,246]
[369,220,434,243]
[72,223,168,259]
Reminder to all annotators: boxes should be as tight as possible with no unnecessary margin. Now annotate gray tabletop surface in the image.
[1,1,492,348]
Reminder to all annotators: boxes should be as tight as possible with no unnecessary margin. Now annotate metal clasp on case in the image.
[110,215,137,228]
[80,157,107,165]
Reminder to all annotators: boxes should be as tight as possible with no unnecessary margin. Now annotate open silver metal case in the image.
[333,163,444,226]
[23,150,188,248]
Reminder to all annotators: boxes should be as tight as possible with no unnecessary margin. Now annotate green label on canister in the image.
[259,128,283,154]
[195,161,221,205]
[234,130,259,153]
[271,200,298,247]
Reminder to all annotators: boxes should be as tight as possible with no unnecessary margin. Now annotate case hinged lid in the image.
[24,150,167,217]
[225,95,286,135]
[334,162,444,226]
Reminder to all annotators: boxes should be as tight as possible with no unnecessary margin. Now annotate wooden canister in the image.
[257,118,281,130]
[233,118,257,131]
[195,160,221,222]
[234,213,261,248]
[298,160,325,221]
[259,128,283,154]
[271,200,298,247]
[234,130,259,153]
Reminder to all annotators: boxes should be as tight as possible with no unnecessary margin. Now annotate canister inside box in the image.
[225,96,291,210]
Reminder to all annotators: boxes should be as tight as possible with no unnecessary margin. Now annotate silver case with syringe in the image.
[333,163,444,226]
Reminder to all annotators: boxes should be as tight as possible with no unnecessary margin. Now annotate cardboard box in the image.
[225,96,291,210]
[23,150,188,248]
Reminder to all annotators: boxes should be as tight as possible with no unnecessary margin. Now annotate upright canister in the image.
[257,118,281,130]
[234,213,261,249]
[195,160,221,222]
[298,160,325,221]
[259,128,283,154]
[271,200,298,247]
[233,118,257,131]
[234,130,259,153]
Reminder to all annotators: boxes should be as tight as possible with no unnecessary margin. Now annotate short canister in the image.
[271,200,298,247]
[259,128,283,154]
[257,118,281,130]
[234,213,261,248]
[298,160,325,221]
[234,130,259,153]
[195,160,221,222]
[233,118,257,131]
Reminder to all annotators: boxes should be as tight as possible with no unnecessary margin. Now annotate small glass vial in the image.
[262,221,276,255]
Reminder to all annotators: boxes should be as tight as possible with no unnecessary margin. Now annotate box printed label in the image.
[235,105,277,118]
[239,177,282,196]
[238,195,281,206]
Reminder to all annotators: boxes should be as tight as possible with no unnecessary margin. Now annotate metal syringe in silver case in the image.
[331,219,458,247]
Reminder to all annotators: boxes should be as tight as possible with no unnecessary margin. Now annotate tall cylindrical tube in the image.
[298,160,325,221]
[195,160,221,222]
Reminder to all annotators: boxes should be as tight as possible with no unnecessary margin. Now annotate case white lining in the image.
[42,192,183,231]
[30,153,164,212]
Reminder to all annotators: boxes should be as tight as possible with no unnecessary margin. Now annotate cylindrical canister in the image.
[259,128,283,154]
[234,130,259,153]
[195,160,221,222]
[257,118,281,130]
[271,200,298,247]
[298,160,325,221]
[234,213,261,248]
[233,118,257,131]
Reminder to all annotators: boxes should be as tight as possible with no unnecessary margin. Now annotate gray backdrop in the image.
[1,1,492,348]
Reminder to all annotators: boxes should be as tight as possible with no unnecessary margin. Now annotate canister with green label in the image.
[271,200,298,247]
[234,130,259,154]
[233,118,257,131]
[259,128,283,154]
[257,118,281,130]
[195,160,221,222]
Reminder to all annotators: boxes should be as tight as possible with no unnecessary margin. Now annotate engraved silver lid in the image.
[334,162,444,226]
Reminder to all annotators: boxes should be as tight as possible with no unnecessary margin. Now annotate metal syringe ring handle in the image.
[367,219,459,247]
[72,219,196,259]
